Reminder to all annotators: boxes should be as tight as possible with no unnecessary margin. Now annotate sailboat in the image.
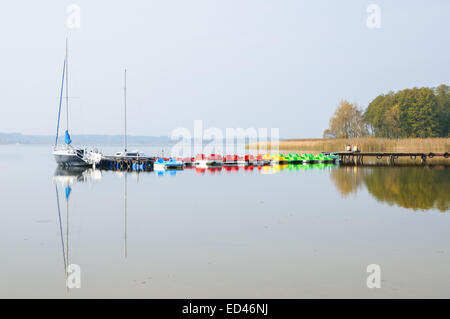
[53,38,101,167]
[114,69,151,160]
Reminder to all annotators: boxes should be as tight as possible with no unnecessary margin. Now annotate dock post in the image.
[421,155,427,165]
[387,155,395,166]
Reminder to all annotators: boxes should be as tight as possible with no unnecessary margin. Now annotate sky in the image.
[0,0,448,138]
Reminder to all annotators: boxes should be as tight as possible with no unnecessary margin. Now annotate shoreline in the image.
[247,137,450,153]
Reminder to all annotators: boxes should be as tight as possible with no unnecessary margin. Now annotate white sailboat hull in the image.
[194,159,223,167]
[53,149,90,167]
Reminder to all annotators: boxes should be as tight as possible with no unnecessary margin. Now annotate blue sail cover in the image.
[65,130,72,145]
[65,186,72,200]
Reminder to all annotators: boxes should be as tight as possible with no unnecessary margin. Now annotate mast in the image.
[54,58,66,147]
[124,69,127,152]
[55,185,67,278]
[65,38,69,136]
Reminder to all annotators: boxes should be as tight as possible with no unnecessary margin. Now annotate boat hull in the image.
[54,153,90,167]
[194,160,223,167]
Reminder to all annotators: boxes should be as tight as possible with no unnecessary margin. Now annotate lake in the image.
[0,145,449,298]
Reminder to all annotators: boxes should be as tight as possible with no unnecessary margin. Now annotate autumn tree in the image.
[396,87,440,137]
[325,84,448,139]
[364,86,445,138]
[435,84,450,137]
[364,92,397,137]
[323,100,367,138]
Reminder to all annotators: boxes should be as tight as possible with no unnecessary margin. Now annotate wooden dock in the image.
[90,151,449,170]
[334,151,450,165]
[97,155,156,171]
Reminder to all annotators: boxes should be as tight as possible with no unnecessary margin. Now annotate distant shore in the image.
[0,133,174,145]
[247,137,450,153]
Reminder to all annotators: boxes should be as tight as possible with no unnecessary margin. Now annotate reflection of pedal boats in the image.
[195,166,222,174]
[155,169,180,176]
[223,165,240,172]
[153,158,184,171]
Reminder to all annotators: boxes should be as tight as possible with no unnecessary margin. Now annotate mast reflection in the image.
[53,167,102,290]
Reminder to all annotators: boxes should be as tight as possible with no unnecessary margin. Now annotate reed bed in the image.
[247,137,450,153]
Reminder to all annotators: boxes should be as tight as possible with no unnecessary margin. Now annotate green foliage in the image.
[363,85,449,138]
[435,84,450,137]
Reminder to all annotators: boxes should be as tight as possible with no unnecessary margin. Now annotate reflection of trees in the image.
[329,166,369,196]
[330,167,449,212]
[364,167,449,212]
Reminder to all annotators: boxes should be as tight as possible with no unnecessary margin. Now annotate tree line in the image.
[323,84,450,138]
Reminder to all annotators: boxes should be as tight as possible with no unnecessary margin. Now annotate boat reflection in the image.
[330,166,450,212]
[53,167,127,291]
[54,167,102,185]
[54,168,77,291]
[155,169,180,176]
[194,166,222,175]
[259,163,338,174]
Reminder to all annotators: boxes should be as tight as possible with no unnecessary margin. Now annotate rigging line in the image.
[55,185,67,275]
[55,58,66,147]
[66,37,69,133]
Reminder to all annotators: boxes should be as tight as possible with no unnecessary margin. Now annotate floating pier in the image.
[72,151,450,172]
[335,152,450,166]
[96,155,156,171]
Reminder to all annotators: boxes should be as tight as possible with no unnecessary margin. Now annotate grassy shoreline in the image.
[247,137,450,153]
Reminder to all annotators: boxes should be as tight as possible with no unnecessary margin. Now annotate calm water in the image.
[1,145,449,298]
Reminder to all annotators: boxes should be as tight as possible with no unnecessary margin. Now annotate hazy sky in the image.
[0,0,448,138]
